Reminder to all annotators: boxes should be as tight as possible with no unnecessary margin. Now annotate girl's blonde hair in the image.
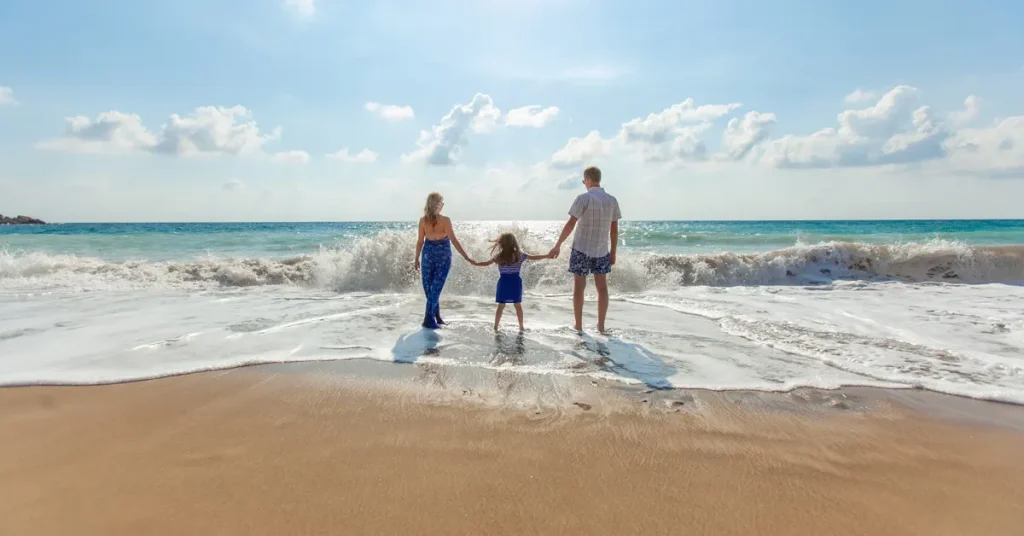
[489,232,522,266]
[423,192,444,225]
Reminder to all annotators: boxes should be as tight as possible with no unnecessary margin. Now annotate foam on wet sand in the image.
[1,365,1022,536]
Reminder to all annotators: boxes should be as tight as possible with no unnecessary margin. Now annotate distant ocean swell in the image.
[3,230,1023,291]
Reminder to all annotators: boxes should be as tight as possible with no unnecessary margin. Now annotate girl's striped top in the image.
[496,253,528,275]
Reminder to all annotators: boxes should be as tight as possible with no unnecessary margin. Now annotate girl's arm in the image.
[471,258,496,267]
[414,219,425,271]
[446,218,473,262]
[524,252,553,261]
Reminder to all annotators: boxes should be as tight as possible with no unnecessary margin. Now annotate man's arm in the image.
[549,217,577,258]
[551,195,586,258]
[609,198,622,264]
[610,220,618,265]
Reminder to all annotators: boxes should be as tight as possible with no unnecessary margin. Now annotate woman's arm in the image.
[414,219,425,271]
[446,218,473,262]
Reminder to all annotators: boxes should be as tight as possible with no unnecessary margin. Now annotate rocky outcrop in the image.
[0,214,46,225]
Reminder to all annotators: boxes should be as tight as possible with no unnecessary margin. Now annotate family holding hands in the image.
[415,166,622,333]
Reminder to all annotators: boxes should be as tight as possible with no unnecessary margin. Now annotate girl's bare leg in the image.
[494,304,505,331]
[514,303,524,332]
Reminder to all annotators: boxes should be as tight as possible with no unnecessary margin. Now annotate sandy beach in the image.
[1,367,1022,536]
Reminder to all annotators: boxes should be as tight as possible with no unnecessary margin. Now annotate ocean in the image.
[2,220,1023,403]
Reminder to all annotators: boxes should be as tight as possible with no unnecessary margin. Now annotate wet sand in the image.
[1,368,1023,536]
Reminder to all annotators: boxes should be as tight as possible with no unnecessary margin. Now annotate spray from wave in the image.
[3,229,1024,292]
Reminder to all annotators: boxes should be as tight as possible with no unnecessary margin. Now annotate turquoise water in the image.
[4,220,1024,261]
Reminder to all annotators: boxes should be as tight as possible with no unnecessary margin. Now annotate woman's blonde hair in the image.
[489,232,522,266]
[424,192,444,225]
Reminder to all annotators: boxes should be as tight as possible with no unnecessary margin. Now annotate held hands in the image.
[548,245,562,259]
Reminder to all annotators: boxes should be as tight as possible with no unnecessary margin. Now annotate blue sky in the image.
[1,0,1023,221]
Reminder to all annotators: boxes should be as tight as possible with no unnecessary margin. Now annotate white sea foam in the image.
[1,279,1022,403]
[2,229,1024,404]
[3,232,1024,292]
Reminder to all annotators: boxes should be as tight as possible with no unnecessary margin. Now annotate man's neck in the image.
[587,185,603,190]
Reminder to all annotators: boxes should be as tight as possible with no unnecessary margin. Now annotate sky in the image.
[1,0,1024,222]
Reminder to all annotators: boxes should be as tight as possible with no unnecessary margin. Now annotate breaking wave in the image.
[3,230,1024,292]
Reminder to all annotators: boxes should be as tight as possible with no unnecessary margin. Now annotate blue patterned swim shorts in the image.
[569,248,612,276]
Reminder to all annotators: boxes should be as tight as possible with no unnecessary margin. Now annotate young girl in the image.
[471,233,552,331]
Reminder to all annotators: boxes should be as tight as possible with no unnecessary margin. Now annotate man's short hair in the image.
[584,166,601,184]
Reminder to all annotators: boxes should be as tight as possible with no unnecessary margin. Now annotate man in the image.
[549,166,621,333]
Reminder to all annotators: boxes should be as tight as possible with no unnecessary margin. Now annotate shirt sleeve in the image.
[568,194,587,219]
[612,198,622,221]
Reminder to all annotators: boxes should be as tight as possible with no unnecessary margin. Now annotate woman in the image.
[415,192,473,329]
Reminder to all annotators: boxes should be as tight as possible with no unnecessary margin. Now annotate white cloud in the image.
[284,0,316,17]
[154,106,280,157]
[945,115,1024,176]
[506,105,560,128]
[38,106,284,158]
[36,111,158,154]
[556,173,582,190]
[550,131,611,169]
[0,86,15,106]
[541,87,1008,176]
[845,89,877,105]
[364,102,415,121]
[272,150,311,164]
[471,101,502,133]
[950,95,980,125]
[616,99,741,163]
[223,179,246,192]
[327,147,378,163]
[756,86,947,168]
[402,93,501,166]
[721,111,777,161]
[546,98,742,169]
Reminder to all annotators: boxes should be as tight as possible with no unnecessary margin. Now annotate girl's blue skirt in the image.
[495,273,523,304]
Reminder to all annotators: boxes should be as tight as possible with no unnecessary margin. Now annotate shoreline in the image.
[5,358,1024,432]
[2,365,1023,535]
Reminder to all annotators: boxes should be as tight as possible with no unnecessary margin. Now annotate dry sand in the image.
[1,368,1023,536]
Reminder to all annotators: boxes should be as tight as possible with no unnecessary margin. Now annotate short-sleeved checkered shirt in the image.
[568,187,622,258]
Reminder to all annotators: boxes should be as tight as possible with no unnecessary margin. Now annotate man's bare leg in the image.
[594,274,609,333]
[573,275,586,331]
